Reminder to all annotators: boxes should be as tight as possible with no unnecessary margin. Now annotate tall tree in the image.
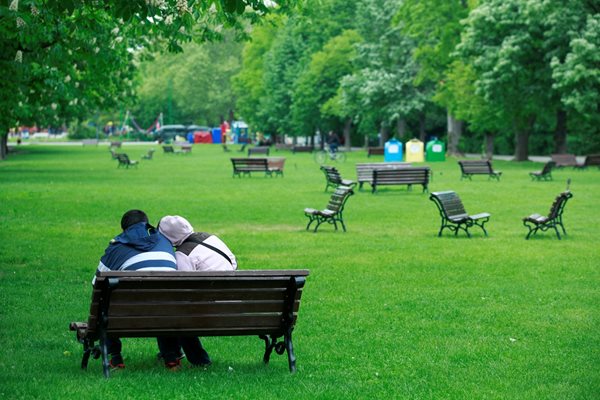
[0,0,299,159]
[290,30,361,143]
[396,0,471,154]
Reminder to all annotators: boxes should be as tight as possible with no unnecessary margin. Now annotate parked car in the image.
[153,125,187,142]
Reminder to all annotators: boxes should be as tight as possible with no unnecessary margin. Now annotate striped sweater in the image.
[94,222,176,282]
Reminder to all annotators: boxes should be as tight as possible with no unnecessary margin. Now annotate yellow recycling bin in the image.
[405,138,424,162]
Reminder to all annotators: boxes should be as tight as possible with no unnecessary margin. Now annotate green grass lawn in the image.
[0,144,598,399]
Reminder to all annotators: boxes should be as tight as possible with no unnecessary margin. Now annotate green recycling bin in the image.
[426,138,445,162]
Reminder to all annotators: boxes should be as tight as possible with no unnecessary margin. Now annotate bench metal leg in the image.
[100,332,110,378]
[284,331,296,373]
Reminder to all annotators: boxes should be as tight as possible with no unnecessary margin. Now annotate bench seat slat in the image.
[107,314,296,330]
[109,301,301,316]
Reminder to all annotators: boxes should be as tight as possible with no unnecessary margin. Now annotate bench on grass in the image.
[248,146,270,156]
[69,270,309,378]
[275,143,293,151]
[163,145,175,154]
[523,191,573,240]
[371,167,430,193]
[142,149,155,160]
[116,153,138,168]
[574,154,600,169]
[529,161,555,181]
[231,158,283,177]
[355,162,412,190]
[292,145,314,154]
[320,165,356,192]
[304,185,354,232]
[429,191,491,237]
[551,153,577,168]
[110,141,122,148]
[367,147,384,157]
[458,160,502,181]
[180,144,192,154]
[82,139,99,146]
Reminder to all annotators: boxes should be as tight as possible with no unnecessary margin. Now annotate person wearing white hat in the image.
[158,215,237,271]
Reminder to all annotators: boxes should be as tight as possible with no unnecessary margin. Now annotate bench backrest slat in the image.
[430,191,468,218]
[85,271,308,338]
[356,162,412,183]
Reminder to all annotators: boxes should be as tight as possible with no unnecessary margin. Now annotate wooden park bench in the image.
[304,185,354,232]
[248,146,270,156]
[292,145,314,154]
[110,141,122,148]
[231,158,283,177]
[355,162,412,190]
[320,165,356,192]
[429,191,491,237]
[82,139,99,146]
[458,160,502,181]
[523,191,573,240]
[141,149,155,160]
[116,153,138,169]
[551,153,577,168]
[574,154,600,169]
[180,144,192,154]
[371,167,430,193]
[162,145,175,154]
[367,147,384,157]
[529,161,555,181]
[275,143,293,151]
[69,270,309,378]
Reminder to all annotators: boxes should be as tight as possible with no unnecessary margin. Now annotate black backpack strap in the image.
[179,232,233,267]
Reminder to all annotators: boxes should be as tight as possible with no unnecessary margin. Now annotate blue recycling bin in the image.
[211,128,222,144]
[384,139,403,162]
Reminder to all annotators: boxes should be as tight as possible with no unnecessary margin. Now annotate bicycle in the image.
[314,148,346,164]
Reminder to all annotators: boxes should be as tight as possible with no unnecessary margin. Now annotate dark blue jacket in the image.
[95,222,176,277]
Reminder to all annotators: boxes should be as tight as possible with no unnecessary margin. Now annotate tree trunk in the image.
[418,112,426,142]
[0,133,7,160]
[484,132,495,160]
[514,116,535,161]
[447,111,463,156]
[553,109,568,154]
[343,117,352,150]
[396,118,406,140]
[379,122,390,146]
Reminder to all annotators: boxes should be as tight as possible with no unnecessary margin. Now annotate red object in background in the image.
[194,131,212,143]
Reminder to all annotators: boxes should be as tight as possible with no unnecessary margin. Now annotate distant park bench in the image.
[162,145,175,154]
[529,161,555,181]
[275,143,293,151]
[231,158,284,177]
[141,149,155,160]
[458,160,502,181]
[69,270,309,378]
[429,191,491,237]
[523,191,573,240]
[304,185,354,232]
[82,139,99,146]
[116,153,138,168]
[180,144,192,154]
[371,167,430,193]
[551,154,577,168]
[110,141,122,148]
[248,146,270,156]
[320,165,356,192]
[367,147,384,157]
[292,145,314,154]
[355,162,412,190]
[574,154,600,169]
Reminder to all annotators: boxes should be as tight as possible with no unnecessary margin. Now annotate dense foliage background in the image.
[2,0,599,159]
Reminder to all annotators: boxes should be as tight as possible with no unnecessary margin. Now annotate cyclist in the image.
[326,130,340,154]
